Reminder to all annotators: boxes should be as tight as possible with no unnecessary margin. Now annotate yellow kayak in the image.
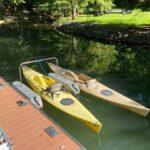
[22,66,102,133]
[47,62,150,117]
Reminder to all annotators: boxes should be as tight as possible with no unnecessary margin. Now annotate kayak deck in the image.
[79,80,150,117]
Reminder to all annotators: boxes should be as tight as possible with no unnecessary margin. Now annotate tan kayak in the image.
[48,62,150,117]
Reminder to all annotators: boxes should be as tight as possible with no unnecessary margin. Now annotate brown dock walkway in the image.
[0,77,83,150]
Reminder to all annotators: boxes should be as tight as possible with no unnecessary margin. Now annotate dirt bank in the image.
[57,23,150,45]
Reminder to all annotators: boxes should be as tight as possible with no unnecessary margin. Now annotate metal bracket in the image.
[19,57,58,83]
[45,126,58,137]
[16,100,27,107]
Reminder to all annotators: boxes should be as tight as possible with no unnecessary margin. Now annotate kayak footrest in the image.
[45,126,58,137]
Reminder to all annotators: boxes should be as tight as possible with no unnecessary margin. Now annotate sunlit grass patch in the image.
[57,10,150,26]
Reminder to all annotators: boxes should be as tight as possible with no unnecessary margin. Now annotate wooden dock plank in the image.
[0,77,83,150]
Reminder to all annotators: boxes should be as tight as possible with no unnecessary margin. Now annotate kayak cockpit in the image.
[33,75,55,88]
[33,75,66,98]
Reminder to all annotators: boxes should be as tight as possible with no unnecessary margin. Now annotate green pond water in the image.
[0,24,150,150]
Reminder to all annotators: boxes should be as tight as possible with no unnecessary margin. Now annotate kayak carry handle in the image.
[19,57,58,82]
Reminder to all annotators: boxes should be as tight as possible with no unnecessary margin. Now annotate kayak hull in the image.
[79,82,149,117]
[48,62,150,117]
[12,81,43,108]
[22,66,102,133]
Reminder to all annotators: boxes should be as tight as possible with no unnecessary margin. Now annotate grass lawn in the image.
[57,10,150,26]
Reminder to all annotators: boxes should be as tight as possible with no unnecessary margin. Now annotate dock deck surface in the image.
[0,77,82,150]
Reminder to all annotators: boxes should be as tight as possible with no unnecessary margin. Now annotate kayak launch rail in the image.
[19,57,58,82]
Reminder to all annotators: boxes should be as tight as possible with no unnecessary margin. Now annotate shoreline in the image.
[57,22,150,45]
[1,16,150,45]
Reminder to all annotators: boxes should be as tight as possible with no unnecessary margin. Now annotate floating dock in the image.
[0,77,83,150]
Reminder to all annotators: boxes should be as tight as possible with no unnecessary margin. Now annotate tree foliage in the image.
[141,0,150,10]
[85,0,114,15]
[37,0,70,17]
[1,0,149,20]
[114,0,150,10]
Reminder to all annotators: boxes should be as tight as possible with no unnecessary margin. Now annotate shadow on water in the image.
[0,23,150,150]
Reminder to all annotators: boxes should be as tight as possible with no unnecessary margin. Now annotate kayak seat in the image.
[41,83,65,99]
[64,71,85,84]
[51,83,63,92]
[85,79,97,88]
[77,73,92,82]
[64,71,79,81]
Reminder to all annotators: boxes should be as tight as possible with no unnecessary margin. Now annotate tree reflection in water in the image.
[0,24,149,106]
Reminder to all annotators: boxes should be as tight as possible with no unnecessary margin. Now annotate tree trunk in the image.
[71,1,77,20]
[72,37,79,62]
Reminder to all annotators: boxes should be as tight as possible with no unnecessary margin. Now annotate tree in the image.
[67,0,90,20]
[10,0,26,4]
[141,0,150,10]
[114,0,145,9]
[86,0,114,14]
[68,0,114,19]
[69,0,78,20]
[37,0,70,17]
[0,0,116,20]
